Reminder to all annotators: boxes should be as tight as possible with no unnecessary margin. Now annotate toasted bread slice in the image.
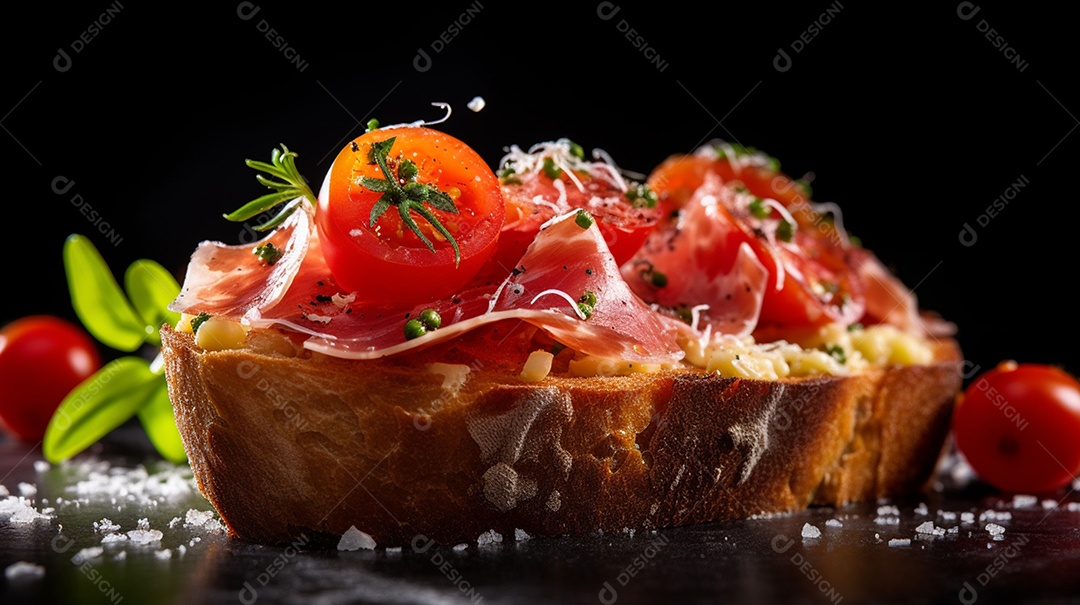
[160,324,961,547]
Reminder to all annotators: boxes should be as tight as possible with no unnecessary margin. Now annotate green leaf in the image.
[124,260,181,347]
[64,234,147,352]
[223,190,298,222]
[42,357,160,463]
[137,381,187,464]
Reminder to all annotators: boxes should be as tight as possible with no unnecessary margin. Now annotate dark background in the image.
[4,2,1075,379]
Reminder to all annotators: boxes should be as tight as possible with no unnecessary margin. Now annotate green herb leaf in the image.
[136,381,187,464]
[361,136,463,266]
[42,357,160,463]
[224,144,315,231]
[124,259,181,347]
[64,234,148,352]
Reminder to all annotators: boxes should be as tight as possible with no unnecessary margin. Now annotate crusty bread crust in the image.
[160,325,962,547]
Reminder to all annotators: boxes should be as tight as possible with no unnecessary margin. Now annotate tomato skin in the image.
[0,315,101,442]
[317,126,504,303]
[952,362,1080,493]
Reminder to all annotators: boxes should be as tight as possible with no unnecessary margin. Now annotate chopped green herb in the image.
[404,318,427,340]
[847,322,864,332]
[253,242,283,266]
[823,344,847,364]
[626,183,658,209]
[575,209,594,229]
[577,291,597,319]
[675,306,694,325]
[361,137,463,267]
[776,220,795,243]
[568,140,585,159]
[748,198,771,219]
[190,312,211,334]
[650,270,668,288]
[543,157,562,179]
[366,119,380,132]
[498,166,520,185]
[795,178,813,198]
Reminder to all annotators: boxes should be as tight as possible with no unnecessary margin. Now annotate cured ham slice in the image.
[172,207,685,364]
[622,176,770,338]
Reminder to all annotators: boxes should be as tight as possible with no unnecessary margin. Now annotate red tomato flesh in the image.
[0,315,101,442]
[952,362,1080,493]
[318,126,504,304]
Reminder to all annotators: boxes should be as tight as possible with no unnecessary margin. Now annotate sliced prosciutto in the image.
[622,175,770,338]
[172,206,684,364]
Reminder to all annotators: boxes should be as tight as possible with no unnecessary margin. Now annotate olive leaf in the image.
[43,356,160,463]
[124,259,182,348]
[63,234,148,352]
[136,379,187,464]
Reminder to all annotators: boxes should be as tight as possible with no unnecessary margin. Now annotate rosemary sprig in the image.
[361,137,462,266]
[223,144,316,232]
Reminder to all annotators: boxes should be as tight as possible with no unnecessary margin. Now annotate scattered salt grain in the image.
[72,547,104,565]
[154,549,172,560]
[876,505,900,516]
[0,485,8,496]
[980,510,1012,523]
[0,496,54,524]
[1041,499,1058,511]
[94,518,121,534]
[961,512,975,524]
[1067,503,1080,512]
[985,523,1006,536]
[915,521,947,537]
[4,561,45,582]
[515,528,532,541]
[825,519,843,528]
[385,546,402,555]
[477,529,503,546]
[1012,494,1038,509]
[874,516,900,525]
[127,529,164,545]
[169,517,182,529]
[101,533,128,545]
[467,96,486,112]
[337,526,376,551]
[938,511,957,522]
[114,551,127,561]
[18,483,36,498]
[888,538,911,547]
[801,523,821,539]
[34,460,50,473]
[453,543,469,552]
[914,503,929,516]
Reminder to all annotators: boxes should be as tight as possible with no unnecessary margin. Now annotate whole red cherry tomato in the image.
[0,315,101,442]
[952,361,1080,493]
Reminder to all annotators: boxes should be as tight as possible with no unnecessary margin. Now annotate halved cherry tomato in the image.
[646,145,863,328]
[491,144,661,272]
[952,362,1080,494]
[317,126,504,303]
[0,315,101,442]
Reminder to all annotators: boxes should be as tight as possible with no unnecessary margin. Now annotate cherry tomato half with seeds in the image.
[952,361,1080,493]
[0,315,101,442]
[317,126,504,304]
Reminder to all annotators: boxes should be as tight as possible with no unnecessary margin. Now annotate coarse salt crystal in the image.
[1066,502,1080,512]
[18,483,36,498]
[888,538,911,547]
[1041,499,1058,511]
[874,516,900,525]
[127,529,164,545]
[877,505,900,516]
[477,529,503,546]
[72,547,104,565]
[938,511,957,522]
[801,523,821,539]
[0,485,8,497]
[914,503,929,516]
[825,519,843,528]
[915,521,936,534]
[34,461,50,473]
[1012,495,1038,509]
[154,549,172,560]
[337,526,376,551]
[515,528,532,541]
[101,533,128,545]
[94,518,121,533]
[5,561,45,582]
[985,523,1006,536]
[467,96,486,112]
[453,543,469,551]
